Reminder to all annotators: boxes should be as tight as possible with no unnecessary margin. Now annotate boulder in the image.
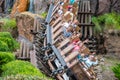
[16,12,44,42]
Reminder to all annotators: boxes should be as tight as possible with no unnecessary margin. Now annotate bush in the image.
[0,74,50,80]
[0,32,19,51]
[0,52,15,75]
[1,60,44,77]
[0,32,13,38]
[0,40,9,51]
[0,52,15,67]
[0,18,16,31]
[112,64,120,80]
[92,12,120,35]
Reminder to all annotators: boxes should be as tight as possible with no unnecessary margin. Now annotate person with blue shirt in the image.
[83,55,98,68]
[63,26,73,38]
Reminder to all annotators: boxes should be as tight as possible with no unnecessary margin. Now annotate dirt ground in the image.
[95,34,120,80]
[95,54,120,80]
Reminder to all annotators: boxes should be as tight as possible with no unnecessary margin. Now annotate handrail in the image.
[45,0,54,23]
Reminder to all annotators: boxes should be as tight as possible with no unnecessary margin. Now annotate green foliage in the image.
[92,17,103,34]
[92,12,120,35]
[104,13,120,30]
[0,18,16,31]
[1,60,44,77]
[0,52,15,68]
[0,74,52,80]
[0,32,13,38]
[41,12,47,19]
[0,40,9,51]
[112,64,120,80]
[0,32,19,51]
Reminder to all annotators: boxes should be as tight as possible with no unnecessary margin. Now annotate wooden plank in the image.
[84,2,88,38]
[65,51,79,62]
[78,12,93,14]
[88,1,93,37]
[52,21,62,33]
[88,1,91,12]
[53,35,65,45]
[23,42,26,58]
[33,17,37,31]
[68,59,79,68]
[19,41,24,57]
[81,1,85,23]
[52,0,61,17]
[49,18,55,25]
[53,28,62,40]
[78,23,94,26]
[88,1,91,23]
[30,50,37,67]
[53,36,62,45]
[61,44,74,56]
[27,45,30,58]
[51,7,59,17]
[52,17,62,28]
[58,38,70,49]
[52,1,60,13]
[81,1,85,37]
[37,19,40,32]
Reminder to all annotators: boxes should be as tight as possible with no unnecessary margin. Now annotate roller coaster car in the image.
[34,0,97,80]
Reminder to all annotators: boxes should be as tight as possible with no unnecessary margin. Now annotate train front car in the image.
[35,0,98,80]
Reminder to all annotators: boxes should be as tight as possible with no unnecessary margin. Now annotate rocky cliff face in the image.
[106,33,120,58]
[16,12,44,42]
[33,0,49,14]
[90,0,120,15]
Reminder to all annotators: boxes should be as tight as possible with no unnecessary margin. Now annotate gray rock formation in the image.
[34,0,50,14]
[90,0,120,16]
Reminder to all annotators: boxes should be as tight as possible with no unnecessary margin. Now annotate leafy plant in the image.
[0,52,15,75]
[0,40,9,51]
[0,74,52,80]
[0,32,13,38]
[0,52,15,66]
[112,64,120,80]
[1,60,44,77]
[41,12,47,19]
[92,12,120,35]
[0,52,15,65]
[0,18,16,31]
[0,32,19,51]
[92,17,103,34]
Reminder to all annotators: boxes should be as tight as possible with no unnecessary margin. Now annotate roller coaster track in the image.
[32,0,97,80]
